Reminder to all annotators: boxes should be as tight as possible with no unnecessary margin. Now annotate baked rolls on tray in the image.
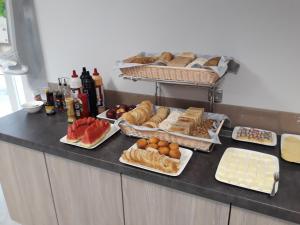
[121,137,181,173]
[122,148,179,173]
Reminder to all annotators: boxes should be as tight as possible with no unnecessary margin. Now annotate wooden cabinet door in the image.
[0,141,58,225]
[122,175,230,225]
[45,153,124,225]
[230,206,297,225]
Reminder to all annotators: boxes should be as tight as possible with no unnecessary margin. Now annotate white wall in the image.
[33,0,300,113]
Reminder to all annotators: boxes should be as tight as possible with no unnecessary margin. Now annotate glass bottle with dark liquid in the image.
[81,69,98,117]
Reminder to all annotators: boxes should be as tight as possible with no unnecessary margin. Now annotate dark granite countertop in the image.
[0,110,299,224]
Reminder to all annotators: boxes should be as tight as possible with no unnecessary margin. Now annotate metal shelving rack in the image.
[120,73,228,112]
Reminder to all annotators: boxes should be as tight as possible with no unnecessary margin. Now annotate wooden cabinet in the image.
[45,153,124,225]
[0,141,58,225]
[122,175,230,225]
[230,207,297,225]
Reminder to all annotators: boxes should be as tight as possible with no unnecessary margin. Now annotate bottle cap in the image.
[72,70,78,78]
[93,68,100,76]
[80,67,87,79]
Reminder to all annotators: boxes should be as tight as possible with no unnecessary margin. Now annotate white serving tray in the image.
[215,147,279,195]
[119,143,193,176]
[232,126,277,146]
[60,123,120,149]
[97,109,117,122]
[281,133,300,164]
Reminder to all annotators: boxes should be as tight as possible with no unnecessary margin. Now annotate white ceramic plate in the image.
[97,109,117,122]
[119,144,193,176]
[232,126,277,146]
[215,147,279,195]
[60,123,120,149]
[281,133,300,164]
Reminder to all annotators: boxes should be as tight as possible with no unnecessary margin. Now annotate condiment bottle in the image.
[45,89,56,115]
[63,78,71,98]
[54,78,64,112]
[65,97,76,123]
[70,70,82,97]
[92,68,105,113]
[55,91,64,112]
[73,95,82,119]
[78,93,89,117]
[82,70,98,117]
[80,67,87,80]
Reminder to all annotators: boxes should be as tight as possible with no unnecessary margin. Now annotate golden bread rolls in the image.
[148,137,160,144]
[169,148,181,159]
[169,143,179,151]
[158,140,169,147]
[159,147,170,156]
[146,143,158,150]
[137,139,148,149]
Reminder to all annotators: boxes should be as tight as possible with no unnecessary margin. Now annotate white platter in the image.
[216,147,279,195]
[232,126,277,146]
[60,123,120,149]
[281,133,300,164]
[119,143,193,176]
[97,109,116,122]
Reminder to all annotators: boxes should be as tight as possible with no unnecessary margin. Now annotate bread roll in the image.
[159,52,174,62]
[204,57,221,66]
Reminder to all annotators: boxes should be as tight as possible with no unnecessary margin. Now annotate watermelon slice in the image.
[67,117,96,142]
[81,119,111,147]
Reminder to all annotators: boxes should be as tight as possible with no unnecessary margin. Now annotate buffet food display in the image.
[118,52,232,85]
[120,138,193,176]
[232,126,277,146]
[118,100,226,152]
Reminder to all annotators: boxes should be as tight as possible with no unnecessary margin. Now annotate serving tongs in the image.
[270,172,280,197]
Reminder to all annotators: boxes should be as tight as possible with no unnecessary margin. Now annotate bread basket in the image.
[120,65,219,85]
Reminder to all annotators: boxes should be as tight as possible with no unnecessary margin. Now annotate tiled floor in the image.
[0,185,20,225]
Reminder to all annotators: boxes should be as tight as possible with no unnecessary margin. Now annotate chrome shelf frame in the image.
[119,73,228,112]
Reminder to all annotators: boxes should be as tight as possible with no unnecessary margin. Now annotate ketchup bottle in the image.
[78,93,89,117]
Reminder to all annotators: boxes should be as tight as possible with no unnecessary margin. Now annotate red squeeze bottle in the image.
[78,93,89,117]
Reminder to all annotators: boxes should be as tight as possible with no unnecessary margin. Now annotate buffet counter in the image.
[0,110,299,225]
